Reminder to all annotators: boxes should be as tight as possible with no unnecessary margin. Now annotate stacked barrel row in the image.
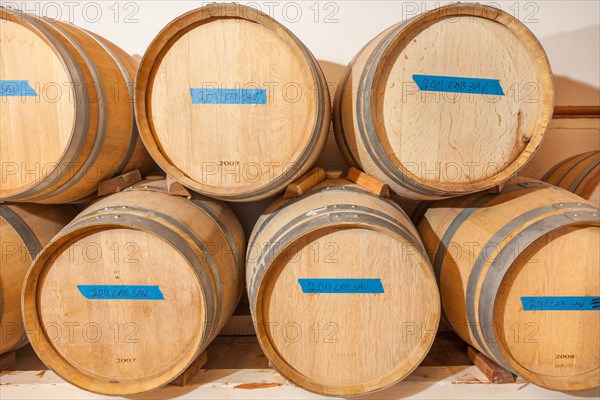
[0,2,598,398]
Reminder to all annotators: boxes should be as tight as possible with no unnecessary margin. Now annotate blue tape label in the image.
[521,296,599,311]
[298,279,384,294]
[77,285,165,300]
[412,74,505,96]
[0,80,38,97]
[190,88,267,104]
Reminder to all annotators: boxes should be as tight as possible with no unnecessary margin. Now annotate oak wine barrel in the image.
[334,3,553,200]
[543,151,599,206]
[0,8,155,203]
[22,180,245,395]
[417,180,599,390]
[1,203,77,354]
[247,178,440,396]
[135,3,330,201]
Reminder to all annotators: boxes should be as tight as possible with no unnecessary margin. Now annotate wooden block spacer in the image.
[283,167,326,199]
[347,167,391,198]
[169,351,208,387]
[97,170,142,196]
[166,175,192,198]
[467,347,516,384]
[488,176,530,194]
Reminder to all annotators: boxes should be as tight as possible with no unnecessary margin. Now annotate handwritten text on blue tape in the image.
[298,279,384,294]
[413,74,505,96]
[521,296,599,311]
[190,88,267,105]
[77,285,165,300]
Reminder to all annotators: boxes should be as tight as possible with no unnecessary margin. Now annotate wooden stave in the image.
[0,9,153,203]
[334,3,554,200]
[83,30,156,180]
[124,182,246,302]
[134,4,330,202]
[0,203,77,354]
[21,186,245,395]
[246,179,440,396]
[247,180,415,297]
[31,18,155,202]
[0,9,97,201]
[417,181,600,390]
[543,151,600,205]
[29,18,127,203]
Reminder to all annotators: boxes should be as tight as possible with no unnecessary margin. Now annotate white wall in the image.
[3,0,599,106]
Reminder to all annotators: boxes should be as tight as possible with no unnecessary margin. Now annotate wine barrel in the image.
[1,203,77,354]
[417,180,599,390]
[0,8,154,204]
[22,180,245,395]
[543,151,599,205]
[135,3,330,202]
[247,179,440,396]
[334,3,553,200]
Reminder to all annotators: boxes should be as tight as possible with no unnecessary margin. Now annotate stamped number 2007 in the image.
[116,358,136,363]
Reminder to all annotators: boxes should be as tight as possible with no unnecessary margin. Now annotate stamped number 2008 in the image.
[555,354,575,359]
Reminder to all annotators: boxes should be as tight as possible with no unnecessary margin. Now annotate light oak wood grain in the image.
[418,179,599,391]
[0,9,154,203]
[334,3,553,200]
[135,4,330,202]
[247,178,440,396]
[21,180,245,395]
[543,151,599,206]
[0,203,77,354]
